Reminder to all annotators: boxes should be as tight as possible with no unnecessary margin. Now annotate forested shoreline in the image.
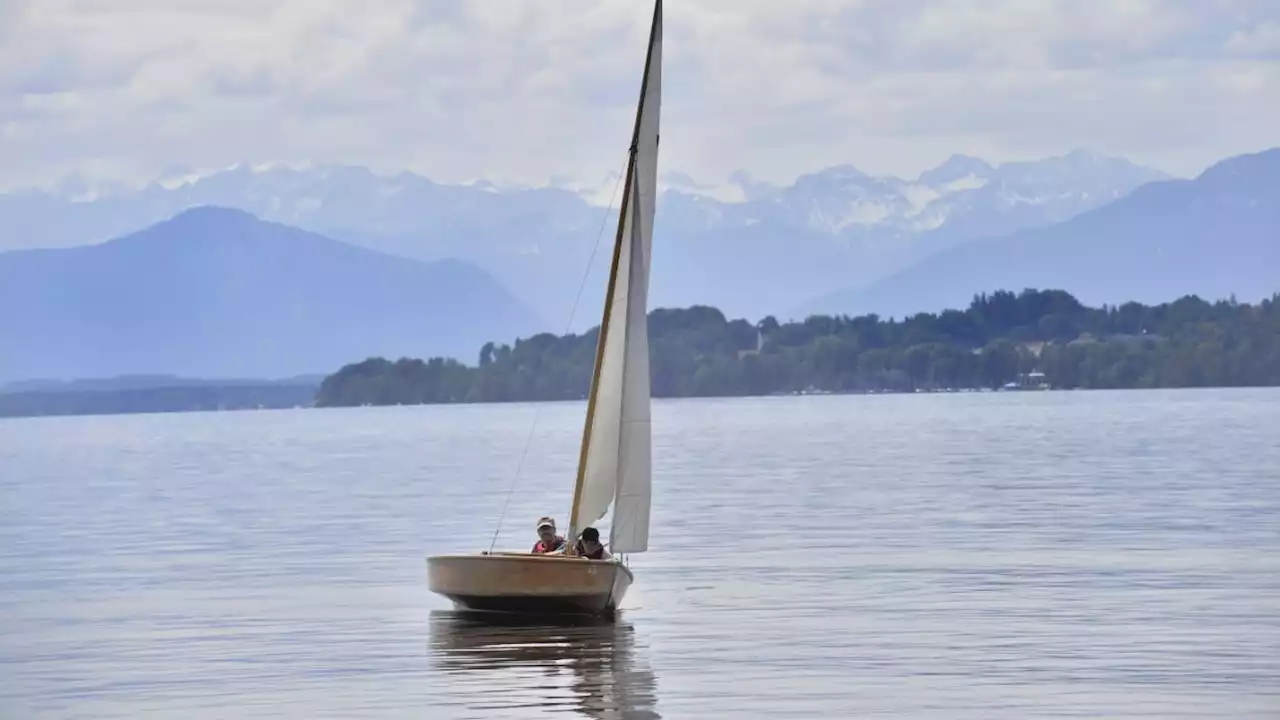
[314,289,1280,407]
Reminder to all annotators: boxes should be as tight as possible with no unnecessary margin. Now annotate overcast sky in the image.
[1,0,1278,191]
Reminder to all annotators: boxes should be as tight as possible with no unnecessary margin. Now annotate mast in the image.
[568,0,662,543]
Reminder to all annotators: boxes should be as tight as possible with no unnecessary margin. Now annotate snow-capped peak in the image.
[917,154,994,187]
[21,151,1171,244]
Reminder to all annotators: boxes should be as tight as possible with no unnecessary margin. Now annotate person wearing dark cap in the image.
[531,516,566,554]
[573,526,611,560]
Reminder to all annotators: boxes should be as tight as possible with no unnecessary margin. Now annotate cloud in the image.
[0,0,1277,191]
[1226,20,1280,55]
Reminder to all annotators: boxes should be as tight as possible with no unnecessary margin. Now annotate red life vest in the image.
[533,536,565,553]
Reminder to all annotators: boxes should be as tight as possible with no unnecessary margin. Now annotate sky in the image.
[1,0,1278,192]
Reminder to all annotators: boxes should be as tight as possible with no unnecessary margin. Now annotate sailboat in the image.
[426,0,662,618]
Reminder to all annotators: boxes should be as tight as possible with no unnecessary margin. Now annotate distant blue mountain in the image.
[0,207,543,382]
[0,373,324,394]
[0,152,1168,323]
[796,148,1280,319]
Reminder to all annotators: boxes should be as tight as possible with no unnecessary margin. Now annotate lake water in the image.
[1,390,1278,719]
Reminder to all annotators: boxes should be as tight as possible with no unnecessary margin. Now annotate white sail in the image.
[570,1,661,554]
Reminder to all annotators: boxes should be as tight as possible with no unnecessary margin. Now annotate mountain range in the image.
[1,150,1170,324]
[0,208,540,382]
[799,148,1280,318]
[1,147,1275,383]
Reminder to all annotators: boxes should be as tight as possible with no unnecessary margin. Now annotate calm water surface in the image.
[1,391,1278,718]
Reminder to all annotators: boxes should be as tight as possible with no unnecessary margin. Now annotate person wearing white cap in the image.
[530,516,566,554]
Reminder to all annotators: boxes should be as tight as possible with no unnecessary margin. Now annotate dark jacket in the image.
[574,540,607,559]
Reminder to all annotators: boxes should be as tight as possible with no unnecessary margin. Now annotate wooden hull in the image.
[427,553,633,618]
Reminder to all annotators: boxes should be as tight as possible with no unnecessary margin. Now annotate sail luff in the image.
[567,151,637,541]
[567,0,662,550]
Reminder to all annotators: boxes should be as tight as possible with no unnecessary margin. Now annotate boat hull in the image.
[427,553,633,618]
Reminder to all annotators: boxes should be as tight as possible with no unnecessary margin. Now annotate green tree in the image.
[313,290,1280,407]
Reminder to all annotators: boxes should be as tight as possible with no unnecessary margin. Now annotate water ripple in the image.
[1,390,1278,718]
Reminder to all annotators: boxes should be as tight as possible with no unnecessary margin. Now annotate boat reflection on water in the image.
[429,611,661,719]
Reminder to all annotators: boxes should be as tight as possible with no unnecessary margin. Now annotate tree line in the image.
[314,289,1280,407]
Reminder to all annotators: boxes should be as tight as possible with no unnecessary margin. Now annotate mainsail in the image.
[568,0,662,555]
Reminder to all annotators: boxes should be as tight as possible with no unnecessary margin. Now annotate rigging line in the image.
[485,154,630,553]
